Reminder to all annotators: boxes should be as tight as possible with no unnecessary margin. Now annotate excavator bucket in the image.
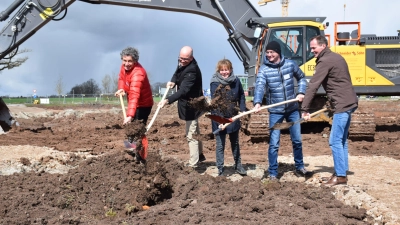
[0,97,16,134]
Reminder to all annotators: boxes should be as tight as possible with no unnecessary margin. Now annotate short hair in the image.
[310,35,328,46]
[120,47,139,61]
[216,59,233,72]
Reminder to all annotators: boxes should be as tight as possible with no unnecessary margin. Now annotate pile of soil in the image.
[0,151,369,224]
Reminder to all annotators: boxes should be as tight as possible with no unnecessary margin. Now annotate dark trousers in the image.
[215,130,241,172]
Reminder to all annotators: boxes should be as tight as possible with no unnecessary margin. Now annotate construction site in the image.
[1,0,400,224]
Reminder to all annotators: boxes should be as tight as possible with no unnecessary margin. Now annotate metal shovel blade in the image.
[123,136,148,160]
[270,120,301,130]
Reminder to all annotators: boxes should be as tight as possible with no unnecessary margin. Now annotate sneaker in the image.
[295,168,313,177]
[235,165,247,176]
[185,163,198,168]
[199,154,206,163]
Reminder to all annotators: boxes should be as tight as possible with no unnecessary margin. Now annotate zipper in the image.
[278,67,288,108]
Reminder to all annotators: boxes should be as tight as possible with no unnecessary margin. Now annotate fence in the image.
[3,94,122,105]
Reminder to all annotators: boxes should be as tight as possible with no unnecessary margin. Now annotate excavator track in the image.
[349,109,376,141]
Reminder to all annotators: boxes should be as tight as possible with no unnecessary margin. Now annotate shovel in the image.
[270,107,329,130]
[211,98,298,134]
[122,87,170,159]
[119,94,149,160]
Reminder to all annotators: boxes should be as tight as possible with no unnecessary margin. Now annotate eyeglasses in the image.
[178,56,191,61]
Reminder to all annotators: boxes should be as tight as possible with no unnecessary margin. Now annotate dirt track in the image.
[0,100,399,224]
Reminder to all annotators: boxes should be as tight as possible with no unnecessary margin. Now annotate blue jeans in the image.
[268,110,304,177]
[329,107,357,176]
[215,130,241,172]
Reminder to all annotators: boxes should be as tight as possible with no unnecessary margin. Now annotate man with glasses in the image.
[159,46,206,167]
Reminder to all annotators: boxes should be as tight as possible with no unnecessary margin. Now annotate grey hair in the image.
[120,47,139,61]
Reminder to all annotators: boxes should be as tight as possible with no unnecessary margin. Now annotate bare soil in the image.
[0,100,400,224]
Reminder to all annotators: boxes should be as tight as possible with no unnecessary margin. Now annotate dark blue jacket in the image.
[253,55,306,113]
[210,77,246,134]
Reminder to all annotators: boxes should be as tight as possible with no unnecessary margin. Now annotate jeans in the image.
[329,107,357,176]
[215,130,241,172]
[268,110,304,177]
[185,119,203,166]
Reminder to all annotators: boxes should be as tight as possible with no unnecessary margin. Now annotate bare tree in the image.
[0,49,31,71]
[102,74,112,94]
[55,75,65,99]
[111,72,119,93]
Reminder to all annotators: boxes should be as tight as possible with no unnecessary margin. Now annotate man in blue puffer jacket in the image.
[253,41,312,181]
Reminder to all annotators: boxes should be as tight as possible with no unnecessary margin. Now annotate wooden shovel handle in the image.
[219,98,299,131]
[309,108,329,117]
[146,87,170,131]
[119,94,127,119]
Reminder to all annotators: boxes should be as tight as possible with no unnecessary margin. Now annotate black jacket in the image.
[167,58,203,120]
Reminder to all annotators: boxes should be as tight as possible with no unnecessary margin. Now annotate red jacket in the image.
[118,62,153,117]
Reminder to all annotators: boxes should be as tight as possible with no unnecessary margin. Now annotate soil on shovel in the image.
[124,119,146,150]
[189,85,237,115]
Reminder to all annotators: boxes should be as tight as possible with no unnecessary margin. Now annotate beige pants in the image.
[185,119,203,166]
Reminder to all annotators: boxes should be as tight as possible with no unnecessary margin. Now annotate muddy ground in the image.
[0,99,400,224]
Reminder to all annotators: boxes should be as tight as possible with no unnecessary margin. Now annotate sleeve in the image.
[253,65,267,105]
[127,70,144,117]
[301,60,330,112]
[292,63,307,95]
[167,71,197,104]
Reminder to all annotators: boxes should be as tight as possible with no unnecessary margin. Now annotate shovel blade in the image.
[205,114,232,124]
[270,121,296,130]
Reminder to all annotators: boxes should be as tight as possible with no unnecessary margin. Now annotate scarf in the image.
[210,71,236,85]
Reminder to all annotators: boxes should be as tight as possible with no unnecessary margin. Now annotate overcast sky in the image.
[0,0,399,96]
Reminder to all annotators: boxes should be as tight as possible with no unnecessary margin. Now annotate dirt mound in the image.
[0,151,370,224]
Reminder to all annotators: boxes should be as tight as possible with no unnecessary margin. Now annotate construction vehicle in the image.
[0,0,399,141]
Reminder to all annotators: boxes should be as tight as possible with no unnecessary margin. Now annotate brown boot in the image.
[323,175,347,187]
[321,173,335,182]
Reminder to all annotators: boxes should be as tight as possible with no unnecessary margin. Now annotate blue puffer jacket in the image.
[253,54,306,113]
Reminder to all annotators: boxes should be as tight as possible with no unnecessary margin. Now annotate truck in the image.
[0,0,399,141]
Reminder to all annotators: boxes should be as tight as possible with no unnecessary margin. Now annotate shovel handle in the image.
[214,98,299,134]
[119,94,127,119]
[146,87,170,131]
[308,108,329,117]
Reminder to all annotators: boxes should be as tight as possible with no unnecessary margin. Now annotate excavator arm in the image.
[0,0,262,70]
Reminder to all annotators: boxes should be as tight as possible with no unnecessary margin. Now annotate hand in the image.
[115,89,125,97]
[296,94,305,102]
[253,104,261,113]
[166,82,175,88]
[302,112,311,121]
[123,116,132,125]
[158,99,168,108]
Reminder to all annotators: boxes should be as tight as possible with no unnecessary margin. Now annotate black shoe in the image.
[295,168,313,177]
[199,154,206,163]
[217,168,224,176]
[235,165,247,176]
[135,152,146,164]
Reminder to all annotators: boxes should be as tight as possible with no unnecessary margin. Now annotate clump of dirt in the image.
[124,120,146,140]
[189,85,237,115]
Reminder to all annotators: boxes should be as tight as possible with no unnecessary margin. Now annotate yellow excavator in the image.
[0,0,399,141]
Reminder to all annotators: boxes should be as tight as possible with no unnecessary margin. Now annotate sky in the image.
[0,0,399,97]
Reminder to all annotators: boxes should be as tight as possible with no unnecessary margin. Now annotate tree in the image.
[101,74,112,94]
[69,79,101,95]
[111,72,119,93]
[0,49,30,71]
[55,75,65,99]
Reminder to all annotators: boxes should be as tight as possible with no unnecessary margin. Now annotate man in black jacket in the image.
[159,46,205,167]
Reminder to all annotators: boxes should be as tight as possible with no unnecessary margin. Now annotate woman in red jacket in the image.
[114,47,153,162]
[115,47,153,125]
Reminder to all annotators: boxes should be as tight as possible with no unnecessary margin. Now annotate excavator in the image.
[0,0,399,141]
